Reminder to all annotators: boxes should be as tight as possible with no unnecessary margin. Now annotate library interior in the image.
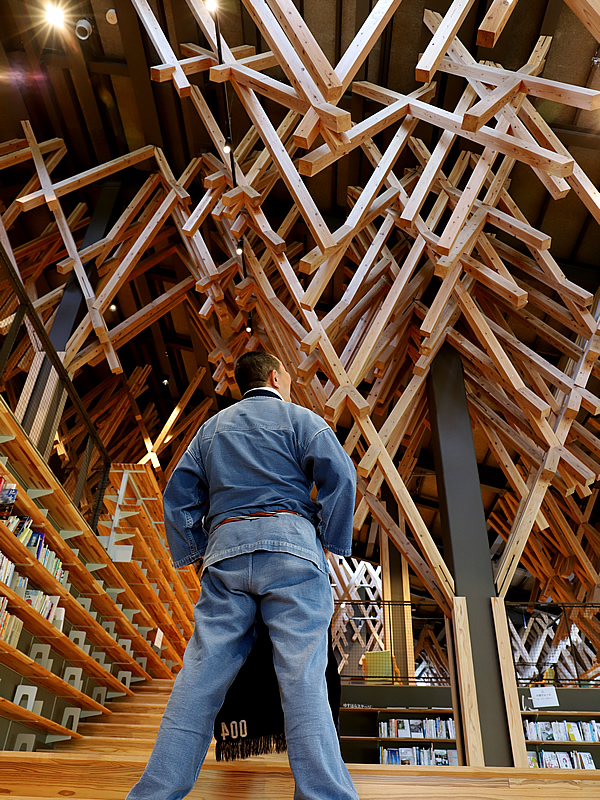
[2,0,600,797]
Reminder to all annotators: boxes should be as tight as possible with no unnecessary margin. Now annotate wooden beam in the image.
[477,0,523,48]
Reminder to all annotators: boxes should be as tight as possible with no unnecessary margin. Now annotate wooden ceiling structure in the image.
[2,1,600,640]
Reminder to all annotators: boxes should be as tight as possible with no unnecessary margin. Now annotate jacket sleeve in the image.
[162,444,209,567]
[302,426,357,556]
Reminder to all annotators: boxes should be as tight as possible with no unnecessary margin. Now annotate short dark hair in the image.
[234,351,282,395]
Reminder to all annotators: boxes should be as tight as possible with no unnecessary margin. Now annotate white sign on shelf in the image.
[530,686,559,708]
[154,628,164,648]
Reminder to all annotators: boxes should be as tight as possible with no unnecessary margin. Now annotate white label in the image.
[530,686,559,708]
[153,628,164,648]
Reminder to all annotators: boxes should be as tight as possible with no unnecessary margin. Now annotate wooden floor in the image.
[1,679,598,799]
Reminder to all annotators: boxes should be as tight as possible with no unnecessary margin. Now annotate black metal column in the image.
[428,343,512,766]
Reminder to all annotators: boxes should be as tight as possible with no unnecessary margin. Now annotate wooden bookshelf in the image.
[343,735,455,743]
[0,522,152,679]
[0,400,178,680]
[522,710,600,718]
[0,580,133,694]
[106,463,200,616]
[526,740,600,746]
[340,703,456,764]
[100,520,190,650]
[0,396,199,747]
[0,696,83,738]
[0,639,109,713]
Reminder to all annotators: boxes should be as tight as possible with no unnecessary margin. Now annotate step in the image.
[134,680,174,692]
[3,753,600,800]
[78,723,160,738]
[85,712,164,725]
[105,700,168,713]
[55,736,156,753]
[107,694,170,707]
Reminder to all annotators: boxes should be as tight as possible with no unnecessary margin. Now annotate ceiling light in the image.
[109,303,117,312]
[162,376,170,386]
[206,0,218,11]
[223,137,232,154]
[106,9,118,25]
[75,19,93,40]
[236,241,243,255]
[45,4,65,27]
[245,312,252,334]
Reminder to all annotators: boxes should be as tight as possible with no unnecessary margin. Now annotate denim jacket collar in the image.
[243,388,284,400]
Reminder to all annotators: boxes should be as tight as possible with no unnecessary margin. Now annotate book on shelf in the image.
[408,719,424,738]
[10,571,28,596]
[0,485,17,519]
[0,613,23,648]
[541,750,560,768]
[577,752,596,769]
[527,751,540,768]
[0,552,15,587]
[566,722,583,742]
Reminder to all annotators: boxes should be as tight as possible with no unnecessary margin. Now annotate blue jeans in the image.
[126,551,359,800]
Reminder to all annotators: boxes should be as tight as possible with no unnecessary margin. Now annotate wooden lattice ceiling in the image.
[2,2,600,637]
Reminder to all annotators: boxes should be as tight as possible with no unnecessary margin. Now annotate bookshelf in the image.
[339,684,457,765]
[0,696,83,739]
[341,706,456,765]
[522,710,599,769]
[0,638,108,712]
[0,396,200,750]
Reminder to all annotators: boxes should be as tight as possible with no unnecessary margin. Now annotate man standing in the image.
[126,351,359,800]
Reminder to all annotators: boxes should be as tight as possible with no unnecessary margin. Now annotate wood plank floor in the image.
[2,679,597,799]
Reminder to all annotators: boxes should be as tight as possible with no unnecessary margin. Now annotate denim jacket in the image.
[163,390,357,569]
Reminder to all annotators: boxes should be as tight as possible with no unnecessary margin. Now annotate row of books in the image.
[524,719,600,743]
[378,717,455,739]
[528,749,596,769]
[380,746,458,765]
[0,596,23,648]
[24,589,60,624]
[5,516,69,586]
[0,551,16,587]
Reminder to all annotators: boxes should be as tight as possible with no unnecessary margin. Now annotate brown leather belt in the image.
[212,509,303,533]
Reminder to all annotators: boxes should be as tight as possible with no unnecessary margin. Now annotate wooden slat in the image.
[452,597,484,766]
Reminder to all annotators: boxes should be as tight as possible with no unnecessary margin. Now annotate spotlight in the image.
[245,312,252,334]
[75,18,93,40]
[206,0,218,11]
[45,4,65,27]
[223,136,232,155]
[162,376,170,386]
[236,241,243,256]
[109,303,117,312]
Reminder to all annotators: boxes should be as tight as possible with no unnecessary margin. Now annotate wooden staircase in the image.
[0,679,599,798]
[54,678,171,755]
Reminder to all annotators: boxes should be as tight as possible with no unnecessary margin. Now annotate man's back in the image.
[163,391,356,568]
